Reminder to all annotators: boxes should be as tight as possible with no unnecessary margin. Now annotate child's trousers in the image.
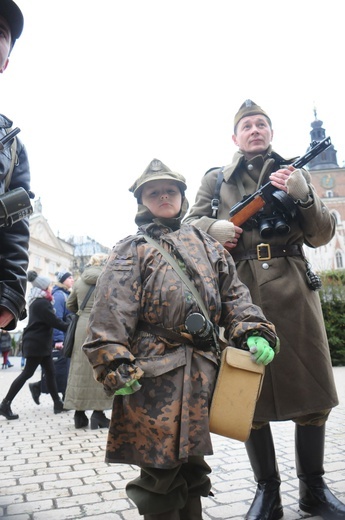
[126,455,212,516]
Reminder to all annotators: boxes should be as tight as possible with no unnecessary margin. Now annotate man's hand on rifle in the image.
[269,166,294,193]
[209,220,243,248]
[270,167,310,203]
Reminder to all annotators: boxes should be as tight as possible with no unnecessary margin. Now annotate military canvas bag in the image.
[209,346,265,441]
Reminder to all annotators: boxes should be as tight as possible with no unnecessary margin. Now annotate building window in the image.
[326,190,333,198]
[33,256,40,268]
[48,262,56,274]
[335,251,343,269]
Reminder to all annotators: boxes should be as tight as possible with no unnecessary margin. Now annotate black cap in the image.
[0,0,24,44]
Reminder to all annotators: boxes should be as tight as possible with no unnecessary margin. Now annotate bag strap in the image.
[4,127,18,191]
[77,285,95,315]
[143,234,212,322]
[211,167,224,218]
[143,234,221,358]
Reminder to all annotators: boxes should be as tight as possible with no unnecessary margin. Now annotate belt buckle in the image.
[257,243,271,261]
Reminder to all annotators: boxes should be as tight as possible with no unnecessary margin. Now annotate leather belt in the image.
[231,243,302,262]
[137,321,194,346]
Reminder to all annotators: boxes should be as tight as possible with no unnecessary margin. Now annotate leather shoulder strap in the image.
[4,128,18,191]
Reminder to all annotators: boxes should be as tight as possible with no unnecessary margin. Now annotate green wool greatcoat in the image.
[185,147,339,422]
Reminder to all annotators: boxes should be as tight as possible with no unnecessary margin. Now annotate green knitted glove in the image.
[114,379,142,396]
[247,336,275,366]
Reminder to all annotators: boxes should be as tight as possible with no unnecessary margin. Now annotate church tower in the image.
[306,108,339,170]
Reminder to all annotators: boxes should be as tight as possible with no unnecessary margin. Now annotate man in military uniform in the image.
[185,100,344,519]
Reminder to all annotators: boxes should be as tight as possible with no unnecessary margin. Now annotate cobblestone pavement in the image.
[1,357,344,520]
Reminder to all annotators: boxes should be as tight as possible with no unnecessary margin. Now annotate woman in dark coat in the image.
[0,271,68,420]
[83,159,279,520]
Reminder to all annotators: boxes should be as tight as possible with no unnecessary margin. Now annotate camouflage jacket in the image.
[83,222,277,468]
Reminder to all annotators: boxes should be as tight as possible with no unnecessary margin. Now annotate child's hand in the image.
[247,336,275,366]
[114,379,142,396]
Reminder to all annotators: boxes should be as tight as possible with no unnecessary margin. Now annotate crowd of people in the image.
[0,271,68,419]
[0,2,344,520]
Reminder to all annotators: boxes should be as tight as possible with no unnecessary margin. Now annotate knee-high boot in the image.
[179,495,203,520]
[144,511,180,520]
[296,424,345,519]
[245,424,283,520]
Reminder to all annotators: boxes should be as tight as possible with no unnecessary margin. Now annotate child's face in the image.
[141,180,182,219]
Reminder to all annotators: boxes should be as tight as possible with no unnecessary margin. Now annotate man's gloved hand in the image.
[209,220,236,245]
[286,169,309,203]
[114,379,142,396]
[247,336,275,366]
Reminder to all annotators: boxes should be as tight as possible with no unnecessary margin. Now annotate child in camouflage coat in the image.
[83,159,279,520]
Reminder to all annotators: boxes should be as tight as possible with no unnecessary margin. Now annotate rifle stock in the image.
[224,137,332,251]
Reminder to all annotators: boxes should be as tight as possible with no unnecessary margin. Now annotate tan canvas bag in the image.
[209,346,265,442]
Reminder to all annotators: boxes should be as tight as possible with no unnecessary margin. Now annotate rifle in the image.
[227,136,332,229]
[0,126,21,151]
[0,127,33,227]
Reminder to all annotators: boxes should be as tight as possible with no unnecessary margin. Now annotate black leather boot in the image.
[74,411,89,429]
[90,410,110,430]
[29,382,41,405]
[245,424,283,520]
[53,399,65,414]
[0,399,19,420]
[296,424,345,519]
[179,495,203,520]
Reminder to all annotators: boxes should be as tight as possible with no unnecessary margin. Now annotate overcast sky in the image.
[2,0,343,248]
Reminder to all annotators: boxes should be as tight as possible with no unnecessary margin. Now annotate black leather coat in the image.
[0,113,31,330]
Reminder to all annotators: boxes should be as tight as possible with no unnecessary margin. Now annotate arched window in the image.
[335,251,343,269]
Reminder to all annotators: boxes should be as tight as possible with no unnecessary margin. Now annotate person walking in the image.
[0,329,13,368]
[0,271,68,420]
[82,159,279,520]
[64,253,112,429]
[184,100,344,519]
[29,270,74,405]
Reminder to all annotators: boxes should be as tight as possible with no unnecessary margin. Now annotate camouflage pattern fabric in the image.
[83,222,277,469]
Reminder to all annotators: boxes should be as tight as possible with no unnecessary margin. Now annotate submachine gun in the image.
[0,127,33,227]
[224,137,332,250]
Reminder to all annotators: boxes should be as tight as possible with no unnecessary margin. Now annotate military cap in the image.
[0,0,24,44]
[129,158,187,199]
[234,99,271,131]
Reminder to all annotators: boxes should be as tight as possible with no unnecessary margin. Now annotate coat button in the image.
[262,263,269,269]
[247,164,254,171]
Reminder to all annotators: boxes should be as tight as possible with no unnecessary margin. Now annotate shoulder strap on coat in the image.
[210,167,224,218]
[4,127,18,191]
